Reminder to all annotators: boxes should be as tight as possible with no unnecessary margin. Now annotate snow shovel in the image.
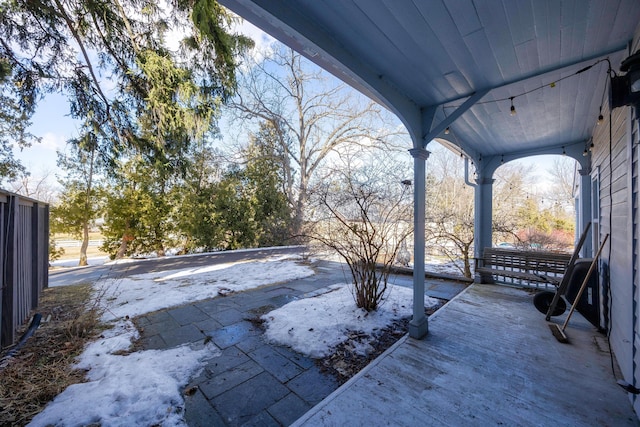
[542,222,591,320]
[549,233,608,343]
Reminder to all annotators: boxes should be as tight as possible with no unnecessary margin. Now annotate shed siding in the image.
[0,193,49,347]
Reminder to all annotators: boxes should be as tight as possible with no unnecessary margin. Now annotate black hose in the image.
[0,313,42,368]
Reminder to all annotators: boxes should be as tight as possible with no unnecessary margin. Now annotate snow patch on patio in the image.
[29,320,219,427]
[262,283,440,358]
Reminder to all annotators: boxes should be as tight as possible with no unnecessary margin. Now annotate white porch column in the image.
[578,168,593,257]
[474,175,494,283]
[409,147,430,339]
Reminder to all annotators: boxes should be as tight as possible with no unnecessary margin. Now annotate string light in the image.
[445,127,450,135]
[562,146,566,156]
[597,106,604,125]
[443,58,609,117]
[501,155,505,165]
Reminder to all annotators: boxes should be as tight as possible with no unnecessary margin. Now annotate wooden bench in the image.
[475,248,572,287]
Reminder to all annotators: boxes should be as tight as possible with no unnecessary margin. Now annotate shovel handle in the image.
[561,234,609,331]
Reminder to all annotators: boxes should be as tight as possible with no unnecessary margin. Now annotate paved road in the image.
[48,246,306,288]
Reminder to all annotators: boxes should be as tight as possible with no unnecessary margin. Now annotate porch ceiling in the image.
[219,0,640,160]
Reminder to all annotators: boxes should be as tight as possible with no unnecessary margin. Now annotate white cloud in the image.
[39,132,67,151]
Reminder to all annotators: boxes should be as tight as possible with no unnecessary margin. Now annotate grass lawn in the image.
[51,233,109,261]
[56,245,109,261]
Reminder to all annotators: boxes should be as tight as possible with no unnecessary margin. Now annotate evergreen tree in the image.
[0,57,38,181]
[1,0,252,161]
[172,140,223,253]
[244,122,293,246]
[53,131,104,266]
[101,153,176,258]
[210,169,257,250]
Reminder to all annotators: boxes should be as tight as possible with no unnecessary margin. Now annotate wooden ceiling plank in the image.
[473,0,520,81]
[515,38,541,75]
[412,0,484,94]
[502,0,536,46]
[463,29,505,87]
[444,0,482,37]
[532,1,561,68]
[348,0,449,102]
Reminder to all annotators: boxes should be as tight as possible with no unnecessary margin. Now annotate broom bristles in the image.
[549,323,569,343]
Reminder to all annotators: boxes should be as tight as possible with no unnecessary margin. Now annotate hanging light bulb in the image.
[510,97,516,116]
[562,146,566,156]
[583,148,589,156]
[500,155,505,165]
[590,141,595,151]
[597,106,604,125]
[445,127,450,135]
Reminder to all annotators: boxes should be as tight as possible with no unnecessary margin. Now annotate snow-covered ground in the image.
[29,320,219,427]
[30,255,314,427]
[50,249,471,279]
[50,256,110,268]
[424,256,470,276]
[95,256,315,321]
[262,284,438,358]
[31,253,445,426]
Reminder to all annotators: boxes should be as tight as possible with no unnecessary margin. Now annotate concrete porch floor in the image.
[293,284,639,426]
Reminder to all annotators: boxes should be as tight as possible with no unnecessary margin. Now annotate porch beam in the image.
[439,44,627,107]
[422,90,489,144]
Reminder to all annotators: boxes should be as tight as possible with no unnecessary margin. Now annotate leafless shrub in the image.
[306,157,412,311]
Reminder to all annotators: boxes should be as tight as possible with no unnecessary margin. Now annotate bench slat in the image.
[477,247,571,285]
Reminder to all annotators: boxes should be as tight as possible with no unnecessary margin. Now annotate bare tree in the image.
[492,160,537,244]
[229,46,401,237]
[425,146,475,277]
[307,151,412,311]
[8,169,58,203]
[425,146,537,277]
[544,157,578,218]
[547,157,576,201]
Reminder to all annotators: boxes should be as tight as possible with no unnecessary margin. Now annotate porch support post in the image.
[408,147,430,339]
[578,168,593,257]
[474,176,494,283]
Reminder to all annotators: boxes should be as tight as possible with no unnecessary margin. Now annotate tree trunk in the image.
[462,244,472,278]
[78,223,89,266]
[116,229,130,259]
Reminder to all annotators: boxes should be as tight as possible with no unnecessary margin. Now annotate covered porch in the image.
[218,0,640,421]
[294,283,637,426]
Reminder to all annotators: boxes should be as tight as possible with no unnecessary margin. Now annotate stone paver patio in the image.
[134,260,467,426]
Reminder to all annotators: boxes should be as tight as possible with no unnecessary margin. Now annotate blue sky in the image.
[14,93,79,179]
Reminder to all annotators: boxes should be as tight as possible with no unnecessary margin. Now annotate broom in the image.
[549,234,609,343]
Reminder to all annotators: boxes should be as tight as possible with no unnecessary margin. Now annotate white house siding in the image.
[632,114,640,416]
[591,58,639,415]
